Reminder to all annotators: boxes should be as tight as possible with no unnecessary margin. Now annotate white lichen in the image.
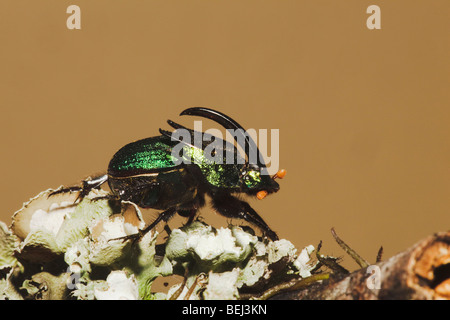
[293,245,317,278]
[203,269,240,300]
[165,221,257,271]
[267,239,298,264]
[94,271,138,300]
[0,187,319,300]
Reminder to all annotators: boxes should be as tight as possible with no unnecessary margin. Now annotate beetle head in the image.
[180,107,286,200]
[241,166,286,199]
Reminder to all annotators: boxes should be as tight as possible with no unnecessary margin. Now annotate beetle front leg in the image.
[49,174,109,201]
[78,174,109,199]
[211,192,279,241]
[110,207,177,243]
[48,186,82,197]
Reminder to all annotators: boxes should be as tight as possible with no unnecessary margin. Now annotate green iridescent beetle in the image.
[52,107,285,240]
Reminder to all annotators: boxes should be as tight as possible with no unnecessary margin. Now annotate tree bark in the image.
[272,231,450,300]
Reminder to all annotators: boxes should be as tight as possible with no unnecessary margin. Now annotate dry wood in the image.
[271,231,450,300]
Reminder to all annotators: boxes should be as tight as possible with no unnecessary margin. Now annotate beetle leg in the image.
[211,192,279,241]
[164,224,172,237]
[178,208,198,225]
[48,186,82,197]
[143,207,177,233]
[48,174,109,202]
[89,194,120,202]
[110,207,177,243]
[109,207,176,243]
[78,174,109,200]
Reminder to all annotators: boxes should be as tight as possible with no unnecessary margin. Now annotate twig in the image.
[271,231,450,300]
[251,273,330,300]
[331,227,370,268]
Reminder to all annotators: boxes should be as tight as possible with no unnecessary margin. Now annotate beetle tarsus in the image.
[48,174,109,203]
[48,186,82,198]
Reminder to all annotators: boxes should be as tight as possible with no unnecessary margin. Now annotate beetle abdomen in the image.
[108,136,179,177]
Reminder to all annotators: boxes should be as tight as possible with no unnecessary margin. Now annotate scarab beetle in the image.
[52,107,285,241]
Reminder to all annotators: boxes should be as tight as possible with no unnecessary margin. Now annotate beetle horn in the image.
[180,107,266,168]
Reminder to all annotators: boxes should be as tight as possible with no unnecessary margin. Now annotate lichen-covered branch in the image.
[0,188,318,300]
[271,231,450,300]
[1,187,448,300]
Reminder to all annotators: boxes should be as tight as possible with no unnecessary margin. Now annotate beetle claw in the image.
[109,231,142,244]
[48,186,82,198]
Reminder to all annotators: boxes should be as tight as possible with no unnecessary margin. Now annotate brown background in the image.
[1,1,449,270]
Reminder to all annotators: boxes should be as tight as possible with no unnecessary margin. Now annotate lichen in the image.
[0,187,319,300]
